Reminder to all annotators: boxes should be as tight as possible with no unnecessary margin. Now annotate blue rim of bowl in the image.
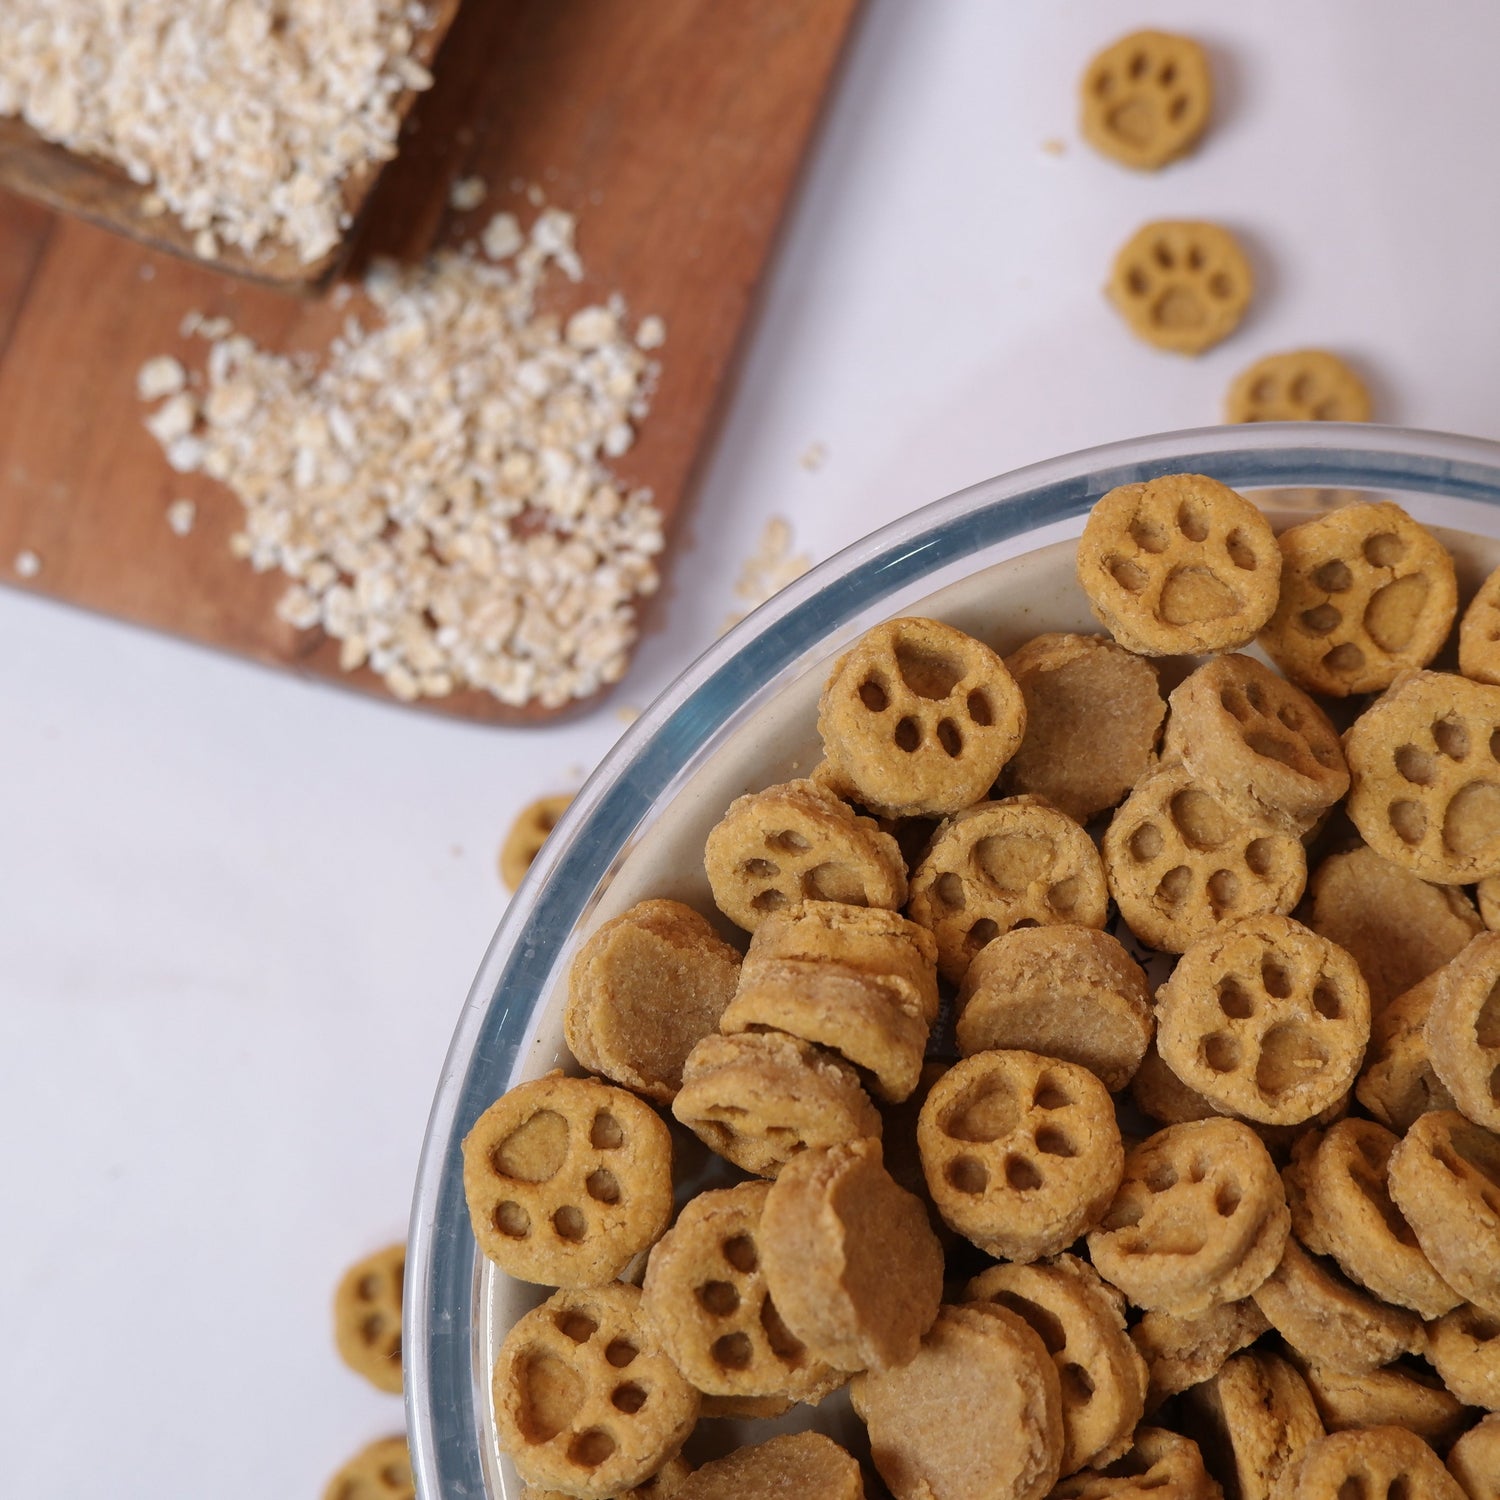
[407,423,1500,1498]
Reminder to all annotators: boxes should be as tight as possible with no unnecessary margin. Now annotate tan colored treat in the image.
[966,1255,1148,1474]
[1288,1117,1460,1318]
[1259,501,1459,697]
[1291,1354,1471,1448]
[919,1050,1123,1262]
[1087,1118,1289,1317]
[566,901,742,1105]
[876,1060,958,1251]
[1276,1427,1465,1500]
[1000,632,1166,822]
[462,1073,673,1288]
[1225,350,1371,424]
[1077,473,1279,654]
[1183,1352,1323,1500]
[1155,914,1369,1126]
[1049,1427,1221,1500]
[333,1241,405,1394]
[494,1284,698,1500]
[674,1434,863,1500]
[639,1183,842,1404]
[524,1455,693,1500]
[671,1032,880,1178]
[1108,223,1253,356]
[1307,844,1482,1012]
[1388,1110,1500,1317]
[1429,933,1500,1131]
[719,900,937,1102]
[1251,1236,1422,1376]
[1464,562,1500,690]
[1449,1413,1500,1500]
[1427,1303,1500,1411]
[851,1302,1064,1500]
[703,778,907,935]
[324,1436,414,1500]
[908,797,1109,984]
[759,1137,944,1373]
[1079,31,1211,171]
[1129,1299,1271,1411]
[1161,655,1348,831]
[501,793,574,891]
[1482,876,1500,930]
[1131,1042,1221,1127]
[816,616,1026,819]
[1356,971,1459,1131]
[694,1393,792,1421]
[1102,762,1306,954]
[956,925,1153,1093]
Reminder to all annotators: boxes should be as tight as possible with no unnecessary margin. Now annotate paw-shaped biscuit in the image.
[669,1434,862,1500]
[1345,671,1500,884]
[966,1255,1148,1475]
[1077,473,1280,655]
[704,778,906,933]
[640,1182,844,1403]
[918,1050,1123,1263]
[1108,222,1253,355]
[908,797,1108,985]
[1276,1428,1468,1500]
[1079,31,1211,170]
[1292,1353,1469,1448]
[1448,1415,1500,1500]
[1128,1299,1270,1411]
[1049,1427,1220,1500]
[1225,349,1371,423]
[1460,560,1500,685]
[462,1073,673,1288]
[1087,1118,1289,1318]
[1162,653,1348,831]
[1388,1110,1500,1318]
[1155,914,1370,1126]
[333,1242,404,1394]
[816,616,1026,818]
[1356,972,1457,1132]
[1425,1302,1500,1411]
[1428,932,1500,1131]
[522,1454,694,1499]
[501,793,573,891]
[323,1436,413,1500]
[494,1283,698,1500]
[1259,500,1459,696]
[1101,762,1306,954]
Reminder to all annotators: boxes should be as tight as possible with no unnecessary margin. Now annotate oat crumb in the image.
[721,515,813,633]
[799,440,829,472]
[449,175,487,212]
[1041,137,1068,156]
[615,705,640,725]
[481,211,524,262]
[166,499,197,537]
[137,355,187,401]
[635,315,667,351]
[14,549,41,579]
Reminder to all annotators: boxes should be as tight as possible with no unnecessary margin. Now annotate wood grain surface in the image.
[0,0,859,722]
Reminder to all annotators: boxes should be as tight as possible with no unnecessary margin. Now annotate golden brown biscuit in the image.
[523,1455,693,1500]
[907,797,1109,985]
[1427,1303,1500,1411]
[1108,223,1253,356]
[1049,1427,1220,1500]
[1161,654,1348,831]
[333,1241,405,1395]
[671,1032,880,1178]
[1225,350,1371,424]
[919,1050,1123,1263]
[1250,1236,1422,1376]
[1290,1354,1471,1448]
[462,1073,673,1288]
[673,1434,862,1500]
[759,1137,944,1373]
[1428,934,1500,1131]
[1461,562,1500,687]
[639,1182,843,1403]
[956,925,1153,1094]
[1345,671,1500,884]
[1129,1299,1271,1411]
[1080,31,1211,170]
[1154,914,1369,1126]
[1259,500,1459,696]
[1077,473,1280,654]
[816,617,1026,819]
[1087,1118,1289,1317]
[1000,632,1165,822]
[1102,762,1306,954]
[966,1255,1148,1474]
[566,900,742,1104]
[1482,875,1500,931]
[1307,843,1482,1012]
[1276,1427,1466,1500]
[324,1437,413,1500]
[501,793,574,891]
[1130,1042,1222,1128]
[851,1302,1064,1500]
[494,1286,697,1500]
[1449,1413,1500,1499]
[1356,971,1459,1131]
[703,778,907,934]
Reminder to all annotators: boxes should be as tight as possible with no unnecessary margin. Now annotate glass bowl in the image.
[408,423,1500,1499]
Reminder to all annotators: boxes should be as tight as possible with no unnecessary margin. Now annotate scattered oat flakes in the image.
[14,549,41,579]
[635,315,667,351]
[720,516,813,633]
[166,499,197,537]
[799,440,829,472]
[136,355,186,402]
[449,175,487,212]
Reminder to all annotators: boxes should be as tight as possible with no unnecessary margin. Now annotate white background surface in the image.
[4,3,1500,1495]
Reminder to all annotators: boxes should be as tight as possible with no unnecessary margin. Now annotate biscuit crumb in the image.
[1041,137,1068,156]
[449,175,487,212]
[166,499,197,537]
[616,705,640,725]
[14,549,41,579]
[799,440,829,472]
[722,517,813,632]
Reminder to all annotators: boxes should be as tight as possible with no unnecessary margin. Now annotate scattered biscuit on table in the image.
[332,1241,405,1395]
[501,793,575,891]
[1080,30,1212,171]
[1225,349,1372,423]
[1108,222,1253,355]
[323,1435,414,1500]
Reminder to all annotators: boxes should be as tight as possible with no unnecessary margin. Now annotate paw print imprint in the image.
[326,1437,415,1500]
[1226,349,1371,424]
[1428,931,1500,1131]
[1080,30,1211,170]
[500,793,573,891]
[334,1242,405,1392]
[1460,563,1500,685]
[1109,221,1252,355]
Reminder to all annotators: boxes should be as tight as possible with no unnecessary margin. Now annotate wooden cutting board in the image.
[0,0,860,722]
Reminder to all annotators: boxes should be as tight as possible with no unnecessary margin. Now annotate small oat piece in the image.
[500,795,574,891]
[1079,31,1212,171]
[799,440,828,471]
[635,315,667,351]
[449,175,487,211]
[323,1436,414,1500]
[1108,222,1253,355]
[1448,1414,1500,1500]
[1226,349,1372,423]
[13,549,41,579]
[1427,932,1500,1131]
[166,499,197,537]
[136,355,186,401]
[722,516,813,633]
[673,1434,863,1500]
[332,1242,404,1394]
[1128,1299,1271,1411]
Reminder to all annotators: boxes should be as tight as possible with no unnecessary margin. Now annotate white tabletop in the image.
[4,3,1499,1494]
